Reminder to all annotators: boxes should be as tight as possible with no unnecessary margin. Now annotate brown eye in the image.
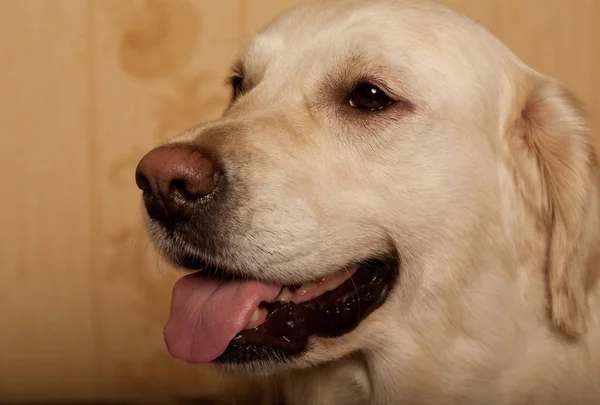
[230,75,243,98]
[348,83,394,111]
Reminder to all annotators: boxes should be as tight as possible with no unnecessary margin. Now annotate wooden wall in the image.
[0,0,598,402]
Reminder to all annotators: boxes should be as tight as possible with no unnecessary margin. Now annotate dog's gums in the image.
[164,254,399,365]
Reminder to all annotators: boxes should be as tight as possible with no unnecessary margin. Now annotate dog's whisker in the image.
[345,268,361,320]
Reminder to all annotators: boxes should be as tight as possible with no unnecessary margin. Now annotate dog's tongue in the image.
[164,273,281,363]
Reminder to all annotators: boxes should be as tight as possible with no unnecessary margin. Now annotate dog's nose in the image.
[135,144,219,223]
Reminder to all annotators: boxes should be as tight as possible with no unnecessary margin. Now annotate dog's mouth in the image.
[163,252,399,365]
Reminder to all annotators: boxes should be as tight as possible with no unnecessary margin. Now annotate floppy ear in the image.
[508,76,600,338]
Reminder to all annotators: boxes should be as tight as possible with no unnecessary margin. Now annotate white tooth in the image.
[298,282,317,296]
[250,307,261,322]
[277,287,293,302]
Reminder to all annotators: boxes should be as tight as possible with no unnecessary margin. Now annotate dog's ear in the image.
[507,76,600,338]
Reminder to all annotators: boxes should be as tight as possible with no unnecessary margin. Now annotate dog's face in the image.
[136,0,598,375]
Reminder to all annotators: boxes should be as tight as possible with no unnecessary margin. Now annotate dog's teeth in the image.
[277,287,293,302]
[250,307,261,322]
[297,282,317,296]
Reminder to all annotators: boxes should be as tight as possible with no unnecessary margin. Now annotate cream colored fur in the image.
[160,0,600,403]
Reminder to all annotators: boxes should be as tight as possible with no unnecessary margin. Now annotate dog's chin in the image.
[211,352,305,376]
[154,225,400,371]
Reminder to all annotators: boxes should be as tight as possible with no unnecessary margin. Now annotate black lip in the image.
[212,254,399,365]
[178,254,207,270]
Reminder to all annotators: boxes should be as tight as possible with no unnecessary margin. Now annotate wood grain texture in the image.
[0,1,96,400]
[0,0,597,401]
[89,0,240,400]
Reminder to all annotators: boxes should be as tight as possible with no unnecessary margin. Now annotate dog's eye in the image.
[347,83,394,111]
[230,75,244,98]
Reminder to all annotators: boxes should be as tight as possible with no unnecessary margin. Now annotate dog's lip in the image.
[274,263,360,303]
[243,264,361,330]
[165,249,399,365]
[213,253,399,365]
[177,253,358,290]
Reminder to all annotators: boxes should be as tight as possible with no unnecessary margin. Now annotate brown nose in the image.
[135,144,219,224]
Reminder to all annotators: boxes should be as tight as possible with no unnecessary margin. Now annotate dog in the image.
[135,0,600,404]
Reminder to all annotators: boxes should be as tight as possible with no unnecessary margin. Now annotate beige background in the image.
[0,0,598,402]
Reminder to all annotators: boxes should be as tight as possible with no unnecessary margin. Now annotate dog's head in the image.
[135,0,600,374]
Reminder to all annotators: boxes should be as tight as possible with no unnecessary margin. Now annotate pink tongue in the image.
[164,273,281,363]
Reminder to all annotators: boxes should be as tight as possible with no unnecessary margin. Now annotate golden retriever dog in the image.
[135,0,600,403]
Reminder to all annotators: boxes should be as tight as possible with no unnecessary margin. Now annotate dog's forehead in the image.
[236,0,524,114]
[242,9,417,90]
[246,3,426,60]
[241,0,508,80]
[243,9,367,69]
